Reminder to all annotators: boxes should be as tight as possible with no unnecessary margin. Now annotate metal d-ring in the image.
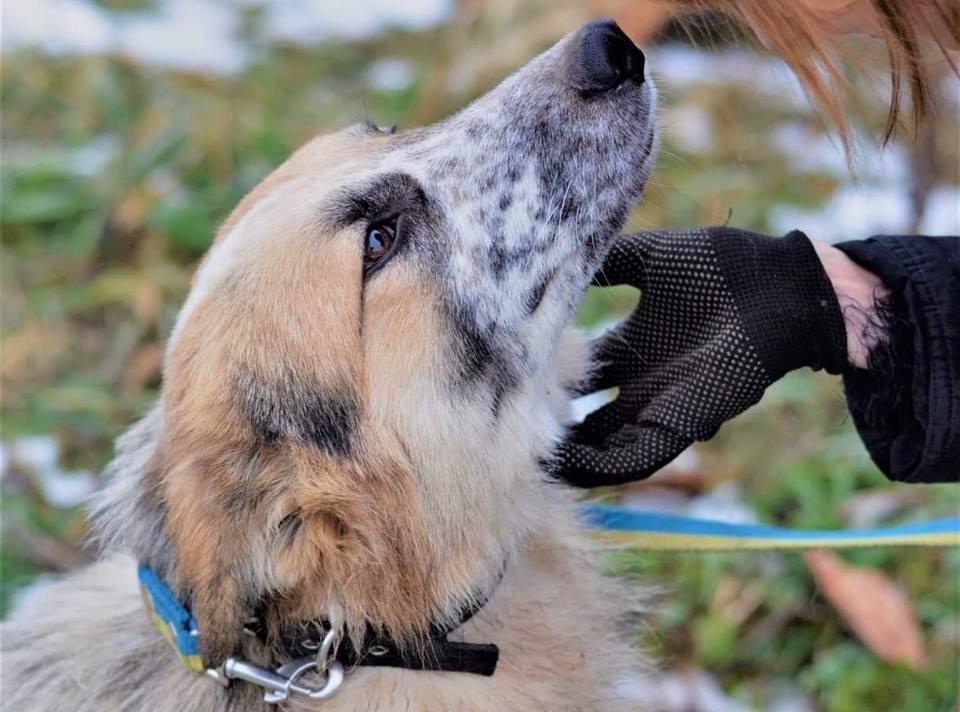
[315,627,337,667]
[300,624,337,658]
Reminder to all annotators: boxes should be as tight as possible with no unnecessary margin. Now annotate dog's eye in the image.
[364,218,397,268]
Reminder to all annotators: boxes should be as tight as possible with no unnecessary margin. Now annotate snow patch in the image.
[367,58,414,91]
[3,0,451,73]
[3,436,98,509]
[256,0,449,44]
[664,104,714,154]
[652,44,809,108]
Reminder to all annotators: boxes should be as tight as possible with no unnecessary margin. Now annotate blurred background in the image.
[1,1,958,709]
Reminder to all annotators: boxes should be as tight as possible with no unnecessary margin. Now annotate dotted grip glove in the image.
[556,227,848,487]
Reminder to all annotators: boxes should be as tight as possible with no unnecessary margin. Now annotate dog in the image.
[2,19,658,711]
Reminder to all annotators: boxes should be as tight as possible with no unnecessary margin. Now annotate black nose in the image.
[570,19,646,95]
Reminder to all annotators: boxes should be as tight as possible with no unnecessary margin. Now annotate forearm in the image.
[812,241,890,369]
[788,233,958,483]
[834,235,960,483]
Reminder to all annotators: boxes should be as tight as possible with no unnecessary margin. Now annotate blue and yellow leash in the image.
[581,503,960,550]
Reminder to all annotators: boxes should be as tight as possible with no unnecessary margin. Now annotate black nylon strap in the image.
[335,633,499,676]
[268,622,499,677]
[250,586,501,677]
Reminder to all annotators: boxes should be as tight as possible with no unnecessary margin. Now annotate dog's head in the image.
[97,20,657,664]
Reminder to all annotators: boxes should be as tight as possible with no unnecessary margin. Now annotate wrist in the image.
[709,228,849,377]
[812,241,890,369]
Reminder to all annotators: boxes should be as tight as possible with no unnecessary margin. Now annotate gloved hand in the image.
[555,227,848,487]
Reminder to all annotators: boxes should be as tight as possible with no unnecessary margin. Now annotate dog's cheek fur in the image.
[155,230,374,663]
[265,444,434,648]
[142,224,448,663]
[362,264,447,420]
[162,449,251,663]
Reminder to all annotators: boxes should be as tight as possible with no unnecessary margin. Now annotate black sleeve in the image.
[835,236,959,483]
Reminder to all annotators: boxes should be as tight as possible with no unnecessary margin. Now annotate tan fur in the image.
[3,90,650,711]
[2,506,640,711]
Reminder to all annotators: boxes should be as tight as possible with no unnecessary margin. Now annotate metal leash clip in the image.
[206,628,344,704]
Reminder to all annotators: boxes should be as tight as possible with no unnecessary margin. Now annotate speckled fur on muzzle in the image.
[375,21,659,405]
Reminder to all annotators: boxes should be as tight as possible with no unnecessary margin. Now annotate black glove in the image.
[555,227,848,487]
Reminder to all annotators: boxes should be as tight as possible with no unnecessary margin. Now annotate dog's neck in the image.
[91,329,584,661]
[91,402,552,658]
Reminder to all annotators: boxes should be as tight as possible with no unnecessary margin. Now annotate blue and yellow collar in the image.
[137,564,204,672]
[137,562,499,704]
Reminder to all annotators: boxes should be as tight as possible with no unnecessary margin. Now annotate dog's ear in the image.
[90,401,255,664]
[152,225,369,664]
[156,394,360,664]
[157,442,248,664]
[146,207,447,660]
[157,416,437,665]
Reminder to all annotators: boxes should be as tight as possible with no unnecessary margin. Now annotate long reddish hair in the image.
[670,0,959,145]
